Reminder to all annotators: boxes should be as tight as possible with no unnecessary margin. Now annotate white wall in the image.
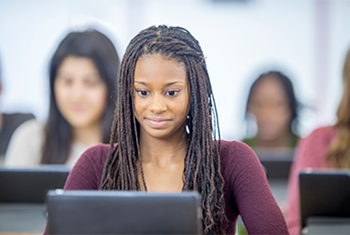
[1,0,350,141]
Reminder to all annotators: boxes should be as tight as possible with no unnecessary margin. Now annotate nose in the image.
[71,83,84,101]
[148,94,167,114]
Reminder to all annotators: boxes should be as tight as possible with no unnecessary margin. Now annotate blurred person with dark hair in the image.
[286,47,350,235]
[4,29,120,166]
[0,55,35,163]
[242,71,300,159]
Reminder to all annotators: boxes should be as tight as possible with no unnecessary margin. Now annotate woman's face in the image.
[133,53,190,140]
[54,56,108,129]
[248,76,291,141]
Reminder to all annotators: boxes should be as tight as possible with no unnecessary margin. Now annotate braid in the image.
[100,25,225,234]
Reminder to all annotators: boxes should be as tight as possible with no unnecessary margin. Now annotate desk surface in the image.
[1,181,289,234]
[0,203,46,233]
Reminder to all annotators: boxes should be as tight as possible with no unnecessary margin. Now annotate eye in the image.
[138,90,149,97]
[166,90,179,97]
[61,78,72,86]
[85,80,99,88]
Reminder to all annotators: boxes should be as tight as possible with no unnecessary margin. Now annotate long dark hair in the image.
[100,25,225,234]
[245,70,299,135]
[41,29,120,164]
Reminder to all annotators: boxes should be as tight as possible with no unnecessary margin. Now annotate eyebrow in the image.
[134,81,184,86]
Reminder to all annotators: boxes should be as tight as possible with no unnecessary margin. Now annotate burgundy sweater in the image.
[61,140,288,235]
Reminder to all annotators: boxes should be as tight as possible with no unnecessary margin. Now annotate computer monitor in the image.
[0,166,70,203]
[47,190,202,234]
[299,169,350,230]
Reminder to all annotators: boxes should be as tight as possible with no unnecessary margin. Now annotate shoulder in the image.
[302,125,336,146]
[293,126,336,168]
[11,119,43,137]
[219,140,262,180]
[9,119,44,145]
[76,143,111,168]
[308,125,336,137]
[4,119,44,166]
[64,143,113,190]
[220,140,257,162]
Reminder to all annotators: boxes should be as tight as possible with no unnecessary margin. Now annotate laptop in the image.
[47,190,202,234]
[0,165,70,203]
[299,170,350,230]
[260,159,293,179]
[256,147,295,179]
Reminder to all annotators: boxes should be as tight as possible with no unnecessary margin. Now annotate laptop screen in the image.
[299,169,350,229]
[47,190,202,234]
[0,166,70,203]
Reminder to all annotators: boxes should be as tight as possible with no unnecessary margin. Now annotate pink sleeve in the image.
[285,128,331,234]
[285,138,306,235]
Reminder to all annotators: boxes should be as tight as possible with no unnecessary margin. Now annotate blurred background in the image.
[1,0,350,141]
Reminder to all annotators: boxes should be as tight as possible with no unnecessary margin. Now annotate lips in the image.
[72,106,86,113]
[146,118,171,128]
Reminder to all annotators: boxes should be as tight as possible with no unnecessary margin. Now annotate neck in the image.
[72,122,103,147]
[139,130,188,167]
[256,130,294,148]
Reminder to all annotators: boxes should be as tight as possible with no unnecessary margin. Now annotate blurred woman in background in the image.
[286,47,350,234]
[4,29,119,166]
[242,71,299,159]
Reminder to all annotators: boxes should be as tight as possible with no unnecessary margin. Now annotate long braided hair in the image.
[100,25,225,234]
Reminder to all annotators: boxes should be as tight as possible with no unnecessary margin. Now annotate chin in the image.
[68,120,91,129]
[143,128,172,139]
[148,132,170,139]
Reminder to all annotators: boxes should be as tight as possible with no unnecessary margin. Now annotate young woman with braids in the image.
[61,25,288,235]
[286,47,350,235]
